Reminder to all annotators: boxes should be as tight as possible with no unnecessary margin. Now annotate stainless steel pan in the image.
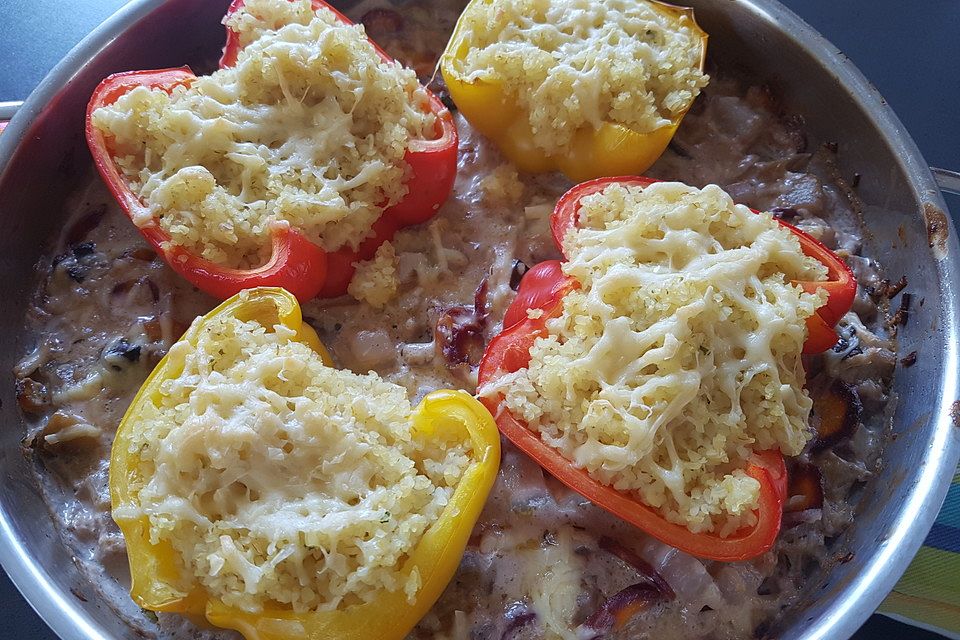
[0,0,957,638]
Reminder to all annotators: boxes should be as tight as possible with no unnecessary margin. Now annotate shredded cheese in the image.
[452,0,708,154]
[348,241,400,308]
[480,182,825,535]
[92,0,435,269]
[124,308,471,613]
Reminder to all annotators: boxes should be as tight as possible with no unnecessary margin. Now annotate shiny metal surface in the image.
[933,168,960,198]
[0,101,23,121]
[0,1,956,639]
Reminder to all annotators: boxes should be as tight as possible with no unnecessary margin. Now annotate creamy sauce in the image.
[14,1,900,638]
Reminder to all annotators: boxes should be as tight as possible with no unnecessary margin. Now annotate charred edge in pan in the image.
[885,293,911,329]
[867,275,907,303]
[923,202,949,254]
[885,275,908,299]
[899,351,917,368]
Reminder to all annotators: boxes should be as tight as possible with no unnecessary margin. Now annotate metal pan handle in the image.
[0,100,22,132]
[932,167,960,197]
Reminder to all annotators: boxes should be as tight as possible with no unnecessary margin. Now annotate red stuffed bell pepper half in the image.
[478,177,856,562]
[86,0,457,301]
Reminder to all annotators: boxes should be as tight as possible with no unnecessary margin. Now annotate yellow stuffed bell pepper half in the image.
[109,287,501,640]
[440,0,708,182]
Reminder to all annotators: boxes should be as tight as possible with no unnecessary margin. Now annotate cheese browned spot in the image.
[117,309,471,613]
[480,182,826,536]
[91,0,435,269]
[452,0,708,154]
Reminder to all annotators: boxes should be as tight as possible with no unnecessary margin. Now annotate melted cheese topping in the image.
[481,182,825,535]
[453,0,707,154]
[123,310,471,613]
[92,0,435,268]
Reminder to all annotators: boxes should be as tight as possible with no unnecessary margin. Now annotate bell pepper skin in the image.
[440,0,707,182]
[220,0,459,298]
[110,287,501,639]
[479,176,856,561]
[501,260,578,329]
[87,0,458,301]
